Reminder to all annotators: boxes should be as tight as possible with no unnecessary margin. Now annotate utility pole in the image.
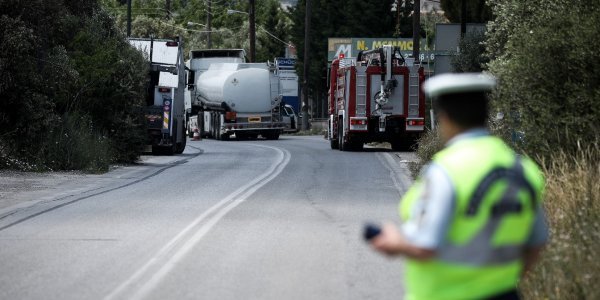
[206,0,212,48]
[302,0,311,130]
[249,0,256,62]
[461,0,467,37]
[166,0,171,19]
[127,0,131,37]
[413,0,420,60]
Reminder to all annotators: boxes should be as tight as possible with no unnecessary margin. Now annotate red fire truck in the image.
[327,45,426,151]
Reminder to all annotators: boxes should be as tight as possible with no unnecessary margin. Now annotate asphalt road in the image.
[0,136,414,300]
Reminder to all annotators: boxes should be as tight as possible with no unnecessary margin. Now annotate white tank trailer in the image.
[195,63,285,140]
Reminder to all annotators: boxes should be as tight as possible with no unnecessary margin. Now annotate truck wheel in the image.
[330,138,339,149]
[329,123,339,149]
[265,132,279,140]
[175,126,187,154]
[338,120,346,151]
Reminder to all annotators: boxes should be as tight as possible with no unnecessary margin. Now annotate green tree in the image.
[441,0,492,23]
[101,0,291,61]
[486,0,600,159]
[0,0,148,171]
[451,29,487,72]
[256,0,287,61]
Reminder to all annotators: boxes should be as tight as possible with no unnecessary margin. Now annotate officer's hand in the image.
[370,223,405,256]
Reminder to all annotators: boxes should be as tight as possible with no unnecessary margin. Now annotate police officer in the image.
[370,73,548,300]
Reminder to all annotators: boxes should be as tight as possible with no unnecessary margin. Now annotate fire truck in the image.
[327,45,425,151]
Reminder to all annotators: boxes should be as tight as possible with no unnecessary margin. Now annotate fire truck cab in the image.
[327,45,425,151]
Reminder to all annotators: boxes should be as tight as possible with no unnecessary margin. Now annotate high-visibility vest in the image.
[399,135,544,300]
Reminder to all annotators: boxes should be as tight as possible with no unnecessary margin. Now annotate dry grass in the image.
[519,146,600,299]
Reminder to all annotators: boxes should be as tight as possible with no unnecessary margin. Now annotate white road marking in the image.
[105,144,291,300]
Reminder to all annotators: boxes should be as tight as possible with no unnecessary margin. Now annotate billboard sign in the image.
[327,37,435,63]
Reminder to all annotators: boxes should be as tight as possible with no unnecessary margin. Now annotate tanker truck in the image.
[192,62,285,140]
[185,49,245,138]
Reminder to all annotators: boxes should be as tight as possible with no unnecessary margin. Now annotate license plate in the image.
[248,116,261,123]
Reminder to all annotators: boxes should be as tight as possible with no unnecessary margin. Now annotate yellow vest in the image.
[399,135,544,300]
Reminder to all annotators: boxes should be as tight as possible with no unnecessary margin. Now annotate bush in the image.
[44,115,113,173]
[411,129,443,178]
[519,145,600,299]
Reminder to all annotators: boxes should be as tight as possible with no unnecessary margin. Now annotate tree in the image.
[101,0,291,61]
[440,0,492,23]
[0,0,148,171]
[256,0,287,62]
[486,0,600,159]
[450,29,487,72]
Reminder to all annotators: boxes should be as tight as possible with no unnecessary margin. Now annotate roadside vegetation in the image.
[0,0,148,173]
[413,1,600,298]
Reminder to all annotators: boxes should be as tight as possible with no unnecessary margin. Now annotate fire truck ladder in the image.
[356,67,367,117]
[408,65,420,117]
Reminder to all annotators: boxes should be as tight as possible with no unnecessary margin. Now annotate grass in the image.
[519,146,600,299]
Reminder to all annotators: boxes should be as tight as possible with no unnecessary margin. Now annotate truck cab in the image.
[282,104,299,133]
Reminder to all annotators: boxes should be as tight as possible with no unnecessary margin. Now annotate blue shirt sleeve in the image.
[526,206,549,247]
[400,163,455,249]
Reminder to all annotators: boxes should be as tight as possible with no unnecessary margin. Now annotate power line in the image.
[257,26,293,47]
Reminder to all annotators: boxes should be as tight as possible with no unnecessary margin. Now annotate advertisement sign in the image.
[327,37,435,63]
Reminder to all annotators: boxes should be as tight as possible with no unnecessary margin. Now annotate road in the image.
[0,136,415,300]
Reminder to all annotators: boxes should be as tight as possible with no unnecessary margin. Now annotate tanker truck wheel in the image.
[264,131,280,140]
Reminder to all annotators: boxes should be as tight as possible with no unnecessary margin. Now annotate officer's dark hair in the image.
[433,91,489,128]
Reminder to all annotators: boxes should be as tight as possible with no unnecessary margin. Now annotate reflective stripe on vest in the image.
[438,156,536,266]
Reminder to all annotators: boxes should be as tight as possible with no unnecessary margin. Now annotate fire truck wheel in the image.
[330,137,339,149]
[338,120,346,151]
[330,126,339,149]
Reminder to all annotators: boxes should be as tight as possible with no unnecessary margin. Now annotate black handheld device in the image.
[363,223,382,241]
